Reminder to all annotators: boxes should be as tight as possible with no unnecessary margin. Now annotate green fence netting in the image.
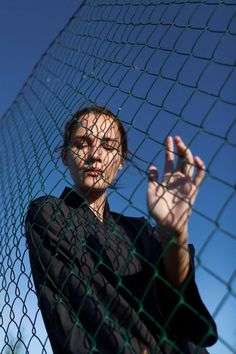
[0,0,235,353]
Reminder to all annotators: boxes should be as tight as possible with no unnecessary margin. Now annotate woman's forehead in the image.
[73,113,120,138]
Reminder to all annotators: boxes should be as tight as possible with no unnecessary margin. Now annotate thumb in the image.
[148,165,159,191]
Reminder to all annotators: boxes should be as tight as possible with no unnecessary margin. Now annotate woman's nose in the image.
[87,142,102,162]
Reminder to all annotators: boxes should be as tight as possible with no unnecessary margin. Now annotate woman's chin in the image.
[76,180,109,195]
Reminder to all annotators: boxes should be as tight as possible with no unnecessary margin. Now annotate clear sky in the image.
[0,1,235,354]
[0,0,78,118]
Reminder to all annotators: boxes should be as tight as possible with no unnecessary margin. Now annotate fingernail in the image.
[148,168,157,181]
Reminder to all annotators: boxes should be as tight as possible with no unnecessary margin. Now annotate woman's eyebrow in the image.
[73,135,119,142]
[101,136,120,142]
[73,135,90,141]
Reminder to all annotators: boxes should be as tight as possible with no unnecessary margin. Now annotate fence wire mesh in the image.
[0,0,235,353]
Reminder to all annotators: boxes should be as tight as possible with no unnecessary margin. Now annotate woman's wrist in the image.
[157,224,190,286]
[157,223,189,248]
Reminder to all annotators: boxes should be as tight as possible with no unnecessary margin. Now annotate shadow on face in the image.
[62,112,125,196]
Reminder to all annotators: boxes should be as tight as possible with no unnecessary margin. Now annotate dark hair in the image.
[62,106,128,160]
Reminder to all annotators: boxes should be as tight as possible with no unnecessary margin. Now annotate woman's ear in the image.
[61,149,68,166]
[118,157,125,171]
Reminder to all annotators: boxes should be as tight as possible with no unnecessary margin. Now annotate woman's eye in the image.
[76,142,88,149]
[102,142,115,150]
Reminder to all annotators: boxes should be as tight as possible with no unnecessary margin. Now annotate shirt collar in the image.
[59,187,110,218]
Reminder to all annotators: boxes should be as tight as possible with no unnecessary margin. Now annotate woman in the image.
[25,106,217,354]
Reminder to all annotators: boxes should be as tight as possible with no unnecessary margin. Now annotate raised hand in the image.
[147,136,205,244]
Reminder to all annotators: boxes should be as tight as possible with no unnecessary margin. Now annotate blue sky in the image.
[0,1,235,354]
[0,0,78,118]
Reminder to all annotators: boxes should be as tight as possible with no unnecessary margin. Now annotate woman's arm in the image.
[25,197,92,354]
[147,136,205,286]
[145,136,217,345]
[154,238,218,347]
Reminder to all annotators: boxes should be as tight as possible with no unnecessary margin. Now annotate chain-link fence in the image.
[0,1,235,353]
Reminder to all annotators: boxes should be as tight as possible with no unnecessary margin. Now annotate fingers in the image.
[153,136,205,186]
[193,156,205,187]
[175,136,194,177]
[164,136,174,174]
[175,136,205,185]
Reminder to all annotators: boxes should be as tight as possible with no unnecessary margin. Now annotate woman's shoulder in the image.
[26,194,66,224]
[28,194,61,211]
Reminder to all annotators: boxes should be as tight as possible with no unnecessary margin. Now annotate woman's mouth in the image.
[84,169,103,177]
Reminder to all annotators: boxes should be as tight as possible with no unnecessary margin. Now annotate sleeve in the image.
[25,197,93,354]
[143,223,218,347]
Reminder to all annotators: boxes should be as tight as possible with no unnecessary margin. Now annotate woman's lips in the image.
[84,169,102,177]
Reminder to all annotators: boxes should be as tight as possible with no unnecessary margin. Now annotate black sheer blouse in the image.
[25,187,217,354]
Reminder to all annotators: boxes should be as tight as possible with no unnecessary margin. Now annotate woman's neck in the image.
[89,196,106,222]
[77,188,107,222]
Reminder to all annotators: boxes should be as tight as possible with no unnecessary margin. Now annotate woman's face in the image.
[62,112,124,195]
